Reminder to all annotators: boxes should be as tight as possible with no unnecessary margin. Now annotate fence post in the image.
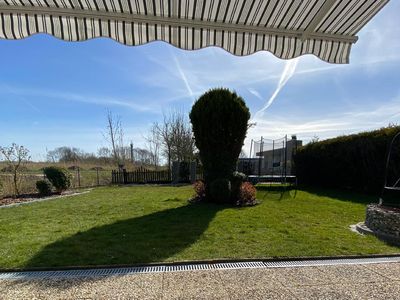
[96,167,100,186]
[77,167,81,187]
[190,161,197,183]
[123,169,127,184]
[172,161,180,184]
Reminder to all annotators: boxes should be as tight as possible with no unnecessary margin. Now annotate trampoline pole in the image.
[249,139,253,175]
[272,140,275,178]
[284,135,288,184]
[258,137,263,180]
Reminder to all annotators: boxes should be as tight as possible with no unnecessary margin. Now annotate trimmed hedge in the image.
[294,126,400,194]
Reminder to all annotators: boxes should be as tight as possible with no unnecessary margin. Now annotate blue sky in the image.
[0,1,399,161]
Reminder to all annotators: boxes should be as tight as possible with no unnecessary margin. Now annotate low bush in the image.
[210,178,231,203]
[230,171,247,202]
[237,182,257,206]
[193,180,206,201]
[43,166,71,193]
[36,180,52,197]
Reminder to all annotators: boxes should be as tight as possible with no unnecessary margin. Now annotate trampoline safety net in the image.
[238,135,301,184]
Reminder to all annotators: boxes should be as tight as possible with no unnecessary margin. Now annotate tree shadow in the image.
[25,202,223,269]
[256,185,297,201]
[297,185,378,205]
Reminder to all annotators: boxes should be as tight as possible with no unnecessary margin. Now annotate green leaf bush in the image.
[43,166,72,193]
[189,88,250,203]
[210,178,231,203]
[36,180,52,197]
[230,171,247,202]
[294,125,400,194]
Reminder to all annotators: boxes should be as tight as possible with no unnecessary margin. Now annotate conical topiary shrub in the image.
[189,88,250,203]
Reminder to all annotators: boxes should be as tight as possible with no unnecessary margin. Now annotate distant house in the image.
[238,135,302,176]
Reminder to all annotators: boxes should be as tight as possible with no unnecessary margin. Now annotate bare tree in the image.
[46,146,82,163]
[154,113,174,170]
[104,110,125,167]
[0,143,30,197]
[154,110,195,169]
[146,124,161,169]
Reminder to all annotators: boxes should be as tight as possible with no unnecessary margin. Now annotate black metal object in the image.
[380,132,400,208]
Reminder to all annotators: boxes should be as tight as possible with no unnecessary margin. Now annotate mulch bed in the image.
[0,190,80,207]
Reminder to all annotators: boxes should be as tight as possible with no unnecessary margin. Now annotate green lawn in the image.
[0,185,398,269]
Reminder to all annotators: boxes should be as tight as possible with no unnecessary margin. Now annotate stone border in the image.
[353,203,400,248]
[354,222,400,246]
[0,189,93,209]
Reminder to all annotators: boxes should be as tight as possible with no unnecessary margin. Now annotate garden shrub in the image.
[238,182,257,206]
[43,166,72,193]
[230,171,247,202]
[210,178,231,203]
[294,125,400,194]
[189,88,250,202]
[36,180,52,197]
[193,180,206,201]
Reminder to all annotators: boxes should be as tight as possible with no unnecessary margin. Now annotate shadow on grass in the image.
[256,185,297,201]
[25,202,223,269]
[297,185,379,205]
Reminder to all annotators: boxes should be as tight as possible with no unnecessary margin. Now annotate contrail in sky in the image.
[254,57,299,119]
[171,51,194,99]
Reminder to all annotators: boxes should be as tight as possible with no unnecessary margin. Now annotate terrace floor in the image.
[1,261,399,299]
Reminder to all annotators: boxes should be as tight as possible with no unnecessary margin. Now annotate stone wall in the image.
[365,204,400,238]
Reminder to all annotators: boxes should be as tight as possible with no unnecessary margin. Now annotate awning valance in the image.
[0,0,389,64]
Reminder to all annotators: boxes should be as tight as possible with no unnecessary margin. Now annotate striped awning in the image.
[0,0,389,64]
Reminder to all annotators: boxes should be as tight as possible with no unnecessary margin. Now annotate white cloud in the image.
[244,95,400,154]
[254,57,299,118]
[0,84,166,113]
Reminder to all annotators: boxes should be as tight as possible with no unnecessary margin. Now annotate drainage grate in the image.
[0,256,399,280]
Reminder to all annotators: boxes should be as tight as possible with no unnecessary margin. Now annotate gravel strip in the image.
[1,262,399,299]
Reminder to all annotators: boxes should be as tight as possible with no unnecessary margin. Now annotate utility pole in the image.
[130,142,134,164]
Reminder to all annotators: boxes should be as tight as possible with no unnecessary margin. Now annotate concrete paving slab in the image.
[351,281,400,300]
[289,283,359,300]
[314,264,389,284]
[0,273,164,300]
[218,268,286,290]
[162,270,230,300]
[218,268,296,300]
[363,263,400,281]
[1,262,400,299]
[263,266,337,287]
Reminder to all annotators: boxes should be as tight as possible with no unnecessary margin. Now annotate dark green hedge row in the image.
[294,126,400,194]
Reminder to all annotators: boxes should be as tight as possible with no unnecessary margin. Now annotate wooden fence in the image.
[111,167,171,184]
